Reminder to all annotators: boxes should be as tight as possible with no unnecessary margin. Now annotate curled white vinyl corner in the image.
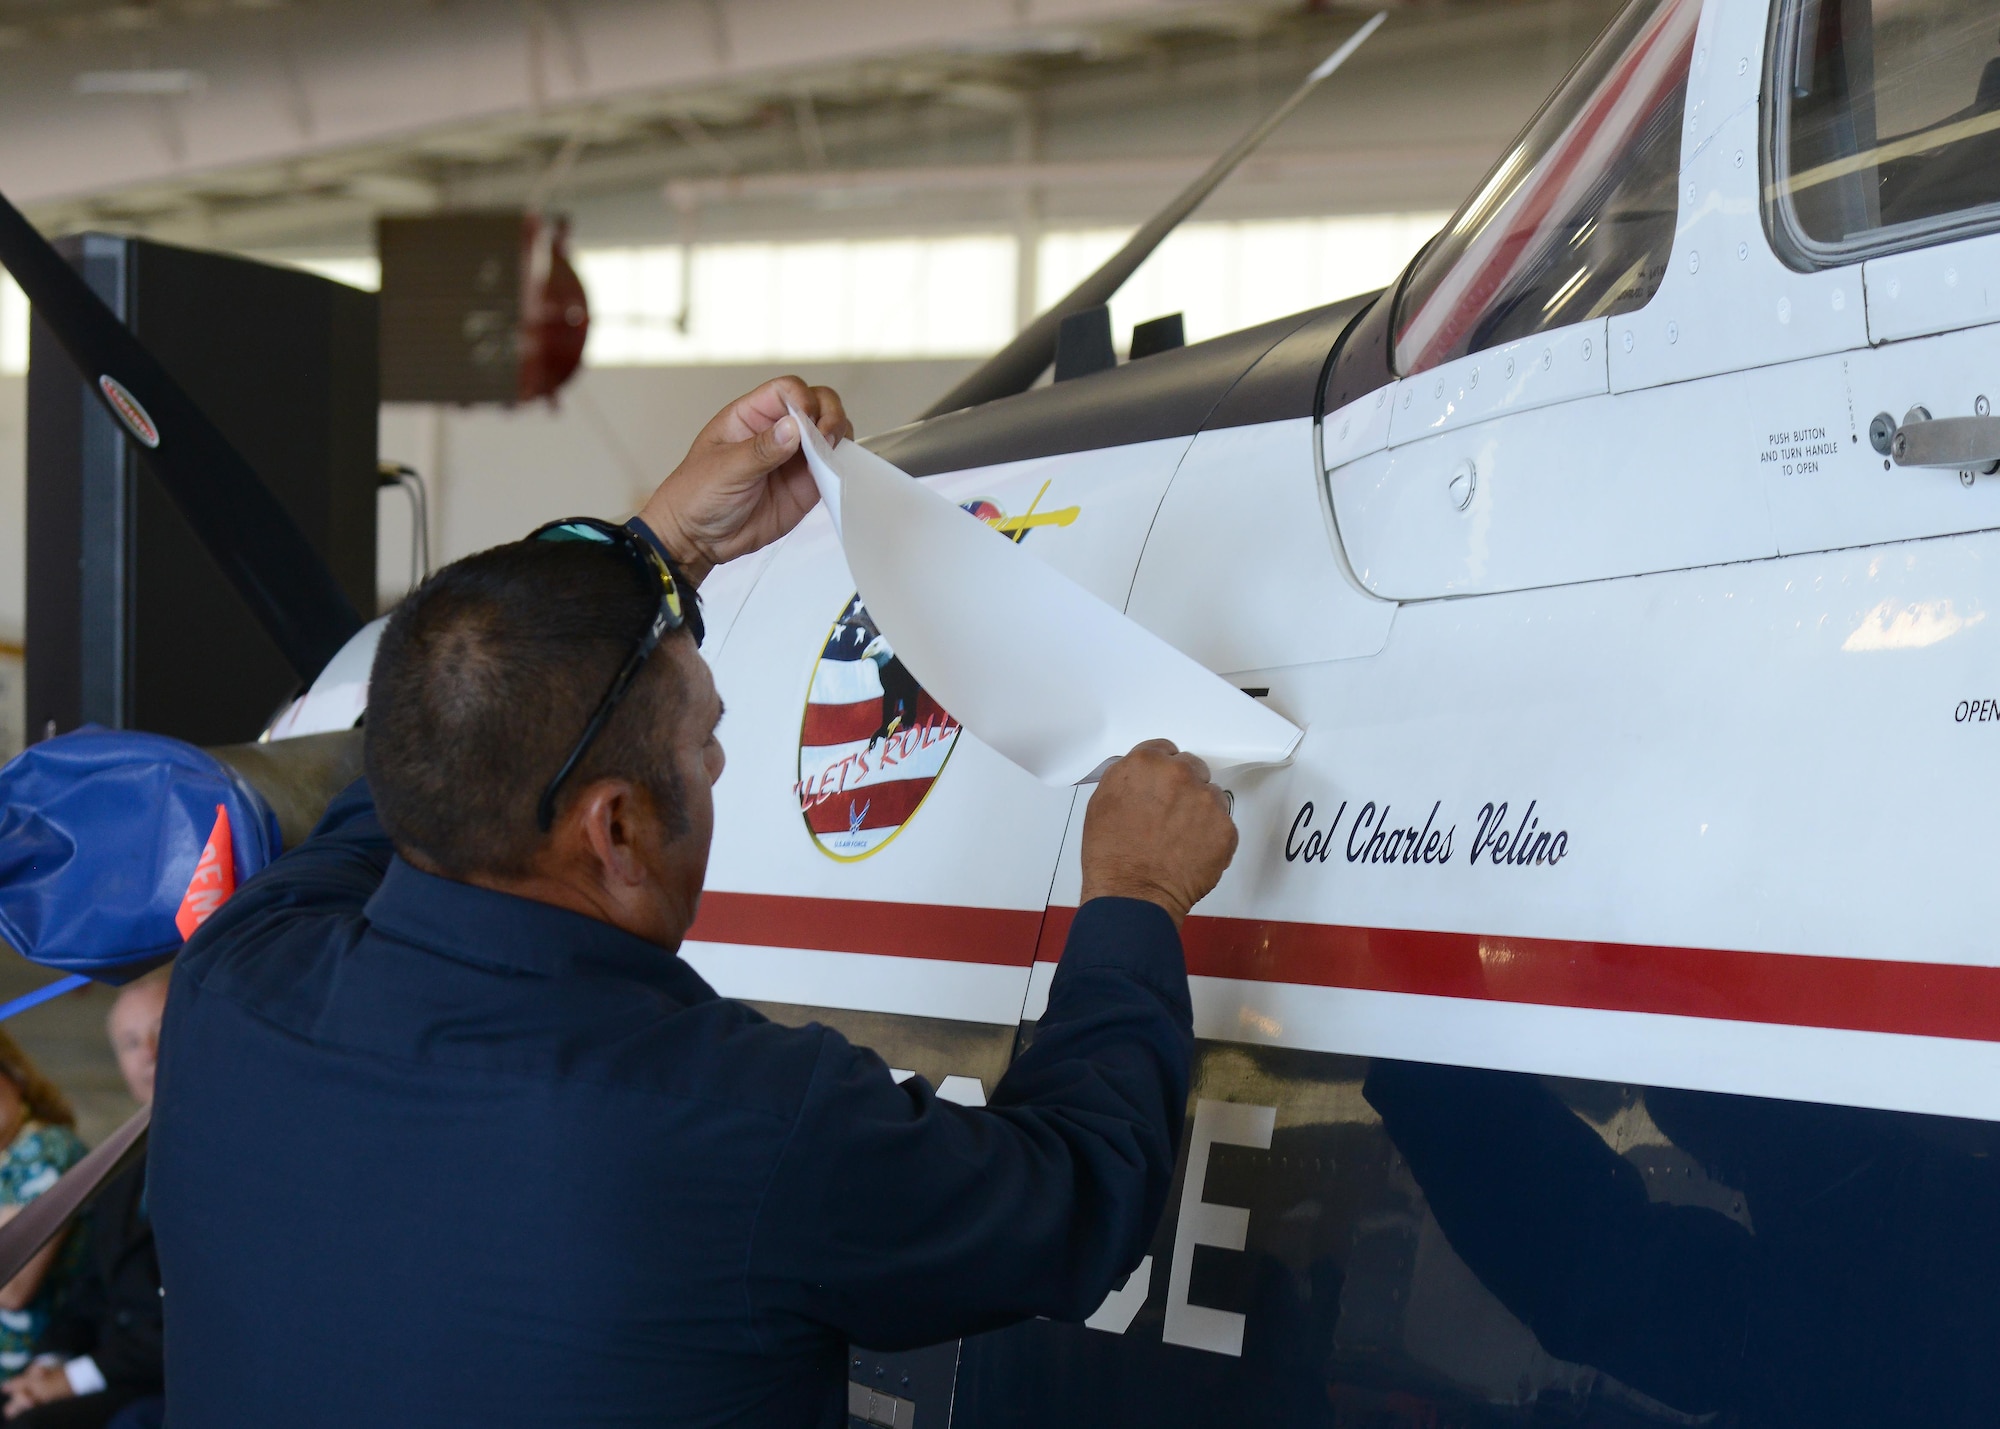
[796,408,840,537]
[788,404,1302,786]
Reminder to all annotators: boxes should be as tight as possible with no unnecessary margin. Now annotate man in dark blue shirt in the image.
[149,377,1238,1426]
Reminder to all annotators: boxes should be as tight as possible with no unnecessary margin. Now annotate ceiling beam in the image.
[0,0,1281,208]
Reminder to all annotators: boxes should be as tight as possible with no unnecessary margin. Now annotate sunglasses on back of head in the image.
[527,517,690,831]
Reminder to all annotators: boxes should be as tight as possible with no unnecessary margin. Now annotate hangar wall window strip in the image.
[579,234,1021,364]
[0,214,1443,378]
[1038,213,1446,355]
[581,215,1446,364]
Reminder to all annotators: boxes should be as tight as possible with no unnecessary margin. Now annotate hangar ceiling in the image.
[0,0,1616,251]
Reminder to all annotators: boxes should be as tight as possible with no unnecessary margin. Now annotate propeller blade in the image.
[922,12,1387,420]
[0,192,365,685]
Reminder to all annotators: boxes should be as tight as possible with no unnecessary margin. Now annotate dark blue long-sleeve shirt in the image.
[149,780,1192,1426]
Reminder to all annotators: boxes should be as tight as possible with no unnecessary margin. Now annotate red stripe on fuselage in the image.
[692,892,2000,1044]
[1042,905,2000,1043]
[687,892,1043,967]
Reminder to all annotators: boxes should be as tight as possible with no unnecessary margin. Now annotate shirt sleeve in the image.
[744,896,1193,1350]
[34,1298,98,1362]
[33,1234,104,1362]
[60,1355,106,1396]
[181,778,389,950]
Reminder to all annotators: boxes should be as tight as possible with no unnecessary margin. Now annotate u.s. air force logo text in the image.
[794,484,1080,861]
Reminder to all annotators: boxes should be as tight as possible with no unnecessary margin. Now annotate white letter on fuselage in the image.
[1161,1098,1277,1357]
[1084,1256,1153,1334]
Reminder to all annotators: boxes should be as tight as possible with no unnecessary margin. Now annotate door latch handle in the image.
[1890,414,2000,473]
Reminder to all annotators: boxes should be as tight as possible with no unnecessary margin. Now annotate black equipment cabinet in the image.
[25,234,377,747]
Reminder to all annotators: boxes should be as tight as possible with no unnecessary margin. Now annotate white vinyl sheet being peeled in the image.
[790,407,1303,785]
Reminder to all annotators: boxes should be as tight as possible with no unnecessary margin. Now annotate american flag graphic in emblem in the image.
[793,487,1080,860]
[795,593,962,860]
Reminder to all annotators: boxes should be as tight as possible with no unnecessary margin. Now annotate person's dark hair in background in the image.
[366,540,688,879]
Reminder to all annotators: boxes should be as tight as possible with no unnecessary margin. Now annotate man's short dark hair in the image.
[365,539,692,878]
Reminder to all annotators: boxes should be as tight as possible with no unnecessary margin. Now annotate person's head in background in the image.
[0,1032,73,1137]
[108,970,170,1107]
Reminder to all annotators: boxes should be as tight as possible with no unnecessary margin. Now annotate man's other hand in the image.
[1079,740,1239,926]
[637,376,851,586]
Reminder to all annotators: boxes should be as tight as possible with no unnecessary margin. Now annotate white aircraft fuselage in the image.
[271,0,2000,1413]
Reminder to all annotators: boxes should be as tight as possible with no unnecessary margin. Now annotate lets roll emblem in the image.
[98,376,160,449]
[794,482,1080,861]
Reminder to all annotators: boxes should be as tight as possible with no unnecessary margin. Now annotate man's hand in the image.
[2,1362,72,1417]
[1079,740,1239,926]
[635,376,851,587]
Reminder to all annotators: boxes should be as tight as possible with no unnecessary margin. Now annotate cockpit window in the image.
[1769,0,2000,265]
[1393,0,1699,377]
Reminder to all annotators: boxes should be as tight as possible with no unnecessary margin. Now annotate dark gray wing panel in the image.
[868,306,1347,477]
[1203,293,1380,432]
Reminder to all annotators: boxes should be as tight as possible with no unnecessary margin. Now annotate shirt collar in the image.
[364,856,717,1004]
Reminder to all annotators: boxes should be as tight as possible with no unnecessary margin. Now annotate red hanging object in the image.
[517,213,589,404]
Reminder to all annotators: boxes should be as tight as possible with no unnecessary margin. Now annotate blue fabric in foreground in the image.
[0,728,281,978]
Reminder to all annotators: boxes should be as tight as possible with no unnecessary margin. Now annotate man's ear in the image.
[563,779,653,889]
